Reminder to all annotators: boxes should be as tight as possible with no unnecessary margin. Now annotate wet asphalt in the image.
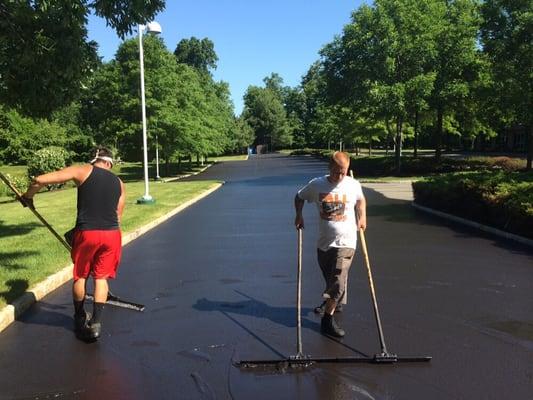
[0,154,532,400]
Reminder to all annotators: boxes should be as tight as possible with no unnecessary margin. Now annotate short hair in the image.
[329,151,350,167]
[90,146,114,166]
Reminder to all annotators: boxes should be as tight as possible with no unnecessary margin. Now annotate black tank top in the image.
[76,166,121,230]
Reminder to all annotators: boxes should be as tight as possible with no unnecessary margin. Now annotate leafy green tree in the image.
[174,37,218,74]
[0,106,68,163]
[0,0,165,117]
[284,87,307,148]
[83,35,234,168]
[480,0,533,169]
[82,35,184,162]
[242,86,292,149]
[322,0,443,172]
[229,117,255,153]
[263,73,288,102]
[51,102,94,161]
[429,0,483,160]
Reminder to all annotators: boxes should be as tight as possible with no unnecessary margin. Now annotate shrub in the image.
[0,106,68,164]
[0,173,29,199]
[27,146,70,191]
[413,171,533,239]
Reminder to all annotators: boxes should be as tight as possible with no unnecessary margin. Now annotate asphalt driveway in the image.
[0,154,531,400]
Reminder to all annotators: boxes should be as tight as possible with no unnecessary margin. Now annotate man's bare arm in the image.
[294,194,305,229]
[23,165,89,199]
[356,195,367,230]
[117,179,126,222]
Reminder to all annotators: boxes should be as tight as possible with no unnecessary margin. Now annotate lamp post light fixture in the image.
[136,21,162,204]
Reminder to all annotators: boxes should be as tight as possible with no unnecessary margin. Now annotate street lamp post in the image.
[155,134,161,180]
[136,21,162,204]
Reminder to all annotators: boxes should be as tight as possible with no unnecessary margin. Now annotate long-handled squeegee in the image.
[237,226,431,368]
[0,171,144,312]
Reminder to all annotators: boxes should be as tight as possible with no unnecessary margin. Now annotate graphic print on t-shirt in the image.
[319,192,347,221]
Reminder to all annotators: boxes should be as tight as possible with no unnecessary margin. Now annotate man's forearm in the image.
[294,194,304,215]
[356,197,367,228]
[24,179,44,198]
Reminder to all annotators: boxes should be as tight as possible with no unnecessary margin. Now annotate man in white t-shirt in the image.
[294,151,367,337]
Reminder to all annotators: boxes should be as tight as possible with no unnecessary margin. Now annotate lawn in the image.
[212,154,248,161]
[0,178,221,308]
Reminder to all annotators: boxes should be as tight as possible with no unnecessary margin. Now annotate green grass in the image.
[0,178,221,308]
[212,154,248,161]
[0,165,27,178]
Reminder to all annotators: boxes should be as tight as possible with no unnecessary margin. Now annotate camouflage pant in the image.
[317,247,355,305]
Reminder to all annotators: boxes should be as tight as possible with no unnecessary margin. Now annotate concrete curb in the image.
[412,202,533,248]
[161,162,214,183]
[0,181,225,334]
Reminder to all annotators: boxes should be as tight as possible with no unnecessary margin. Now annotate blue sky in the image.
[87,1,363,115]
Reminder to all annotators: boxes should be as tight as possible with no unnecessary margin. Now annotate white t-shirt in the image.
[298,175,365,251]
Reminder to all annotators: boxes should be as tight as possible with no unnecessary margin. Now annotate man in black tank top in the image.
[23,147,126,342]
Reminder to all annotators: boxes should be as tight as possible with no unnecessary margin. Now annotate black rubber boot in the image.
[314,301,343,314]
[321,314,345,338]
[79,321,101,341]
[73,311,88,338]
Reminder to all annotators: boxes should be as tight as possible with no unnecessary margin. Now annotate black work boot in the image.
[314,301,343,314]
[73,311,89,338]
[79,301,104,341]
[321,314,345,338]
[83,321,102,340]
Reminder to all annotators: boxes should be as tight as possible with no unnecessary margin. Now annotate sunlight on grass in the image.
[212,155,248,161]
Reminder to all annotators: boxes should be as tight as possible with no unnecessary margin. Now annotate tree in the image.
[429,0,483,160]
[229,117,255,153]
[242,86,292,149]
[82,35,234,167]
[174,37,218,74]
[0,106,68,163]
[480,0,533,169]
[0,0,165,117]
[321,0,442,172]
[82,35,186,162]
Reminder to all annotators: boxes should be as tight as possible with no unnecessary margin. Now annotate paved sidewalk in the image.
[362,181,414,201]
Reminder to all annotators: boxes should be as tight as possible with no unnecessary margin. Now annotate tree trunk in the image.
[196,153,200,167]
[385,119,393,156]
[435,106,443,162]
[413,109,419,158]
[395,116,403,175]
[165,158,169,176]
[526,124,532,170]
[178,156,182,172]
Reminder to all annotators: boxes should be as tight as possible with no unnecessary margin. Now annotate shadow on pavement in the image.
[17,300,72,331]
[193,290,316,330]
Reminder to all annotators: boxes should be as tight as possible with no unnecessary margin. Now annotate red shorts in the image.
[71,230,122,280]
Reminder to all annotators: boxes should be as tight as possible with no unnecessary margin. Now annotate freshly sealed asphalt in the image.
[0,154,532,400]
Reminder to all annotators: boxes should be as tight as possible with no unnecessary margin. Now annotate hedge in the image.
[412,171,533,239]
[290,149,526,176]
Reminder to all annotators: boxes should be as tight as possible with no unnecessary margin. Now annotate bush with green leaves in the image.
[290,150,526,177]
[0,173,29,199]
[0,106,68,164]
[27,146,70,191]
[413,171,533,239]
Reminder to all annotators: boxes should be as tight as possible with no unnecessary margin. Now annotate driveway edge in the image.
[412,202,533,248]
